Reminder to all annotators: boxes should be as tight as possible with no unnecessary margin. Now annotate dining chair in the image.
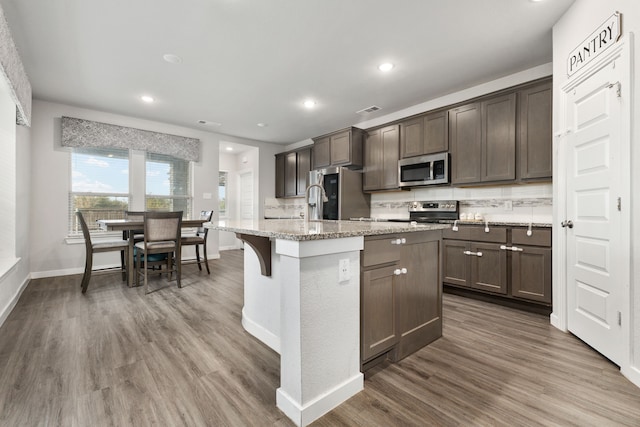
[76,211,130,294]
[135,211,183,294]
[120,210,145,270]
[181,210,213,274]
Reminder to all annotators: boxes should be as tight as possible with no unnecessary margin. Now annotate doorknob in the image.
[561,220,574,228]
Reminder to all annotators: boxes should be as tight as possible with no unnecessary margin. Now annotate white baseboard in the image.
[621,364,640,390]
[276,373,364,426]
[0,273,30,328]
[220,245,242,251]
[241,307,280,353]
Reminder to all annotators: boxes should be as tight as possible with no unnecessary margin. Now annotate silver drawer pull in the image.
[394,269,402,275]
[391,238,402,245]
[500,245,524,252]
[463,250,483,257]
[401,267,407,274]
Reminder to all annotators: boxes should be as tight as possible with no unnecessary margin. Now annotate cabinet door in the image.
[470,242,507,294]
[481,93,516,182]
[362,265,398,362]
[424,110,448,154]
[443,239,469,287]
[296,148,311,196]
[363,128,382,191]
[399,117,424,159]
[511,246,552,303]
[275,154,285,198]
[450,103,482,184]
[313,136,331,169]
[284,152,297,197]
[519,81,552,180]
[381,125,400,189]
[395,236,442,360]
[330,131,351,165]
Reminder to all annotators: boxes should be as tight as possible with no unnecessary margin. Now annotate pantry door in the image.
[564,46,629,366]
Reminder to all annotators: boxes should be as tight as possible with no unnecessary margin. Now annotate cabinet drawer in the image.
[443,227,470,240]
[468,226,507,243]
[363,237,401,267]
[512,228,551,247]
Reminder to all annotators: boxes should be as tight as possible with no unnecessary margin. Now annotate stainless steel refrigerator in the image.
[307,167,371,220]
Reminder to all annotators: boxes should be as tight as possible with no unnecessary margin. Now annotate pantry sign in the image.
[568,12,621,76]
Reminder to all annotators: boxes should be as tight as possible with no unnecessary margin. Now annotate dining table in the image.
[97,218,208,287]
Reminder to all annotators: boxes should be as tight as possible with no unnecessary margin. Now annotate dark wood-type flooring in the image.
[1,250,639,426]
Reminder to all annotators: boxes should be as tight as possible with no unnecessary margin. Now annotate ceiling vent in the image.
[197,120,222,127]
[356,105,381,114]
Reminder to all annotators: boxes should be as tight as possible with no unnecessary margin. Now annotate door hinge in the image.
[618,311,622,326]
[617,197,622,211]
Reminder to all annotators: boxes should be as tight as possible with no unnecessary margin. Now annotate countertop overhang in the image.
[205,219,450,241]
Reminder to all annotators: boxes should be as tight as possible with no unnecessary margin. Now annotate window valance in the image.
[0,5,31,127]
[61,116,200,162]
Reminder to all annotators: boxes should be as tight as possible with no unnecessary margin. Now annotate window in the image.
[145,152,192,218]
[70,147,129,233]
[218,171,227,217]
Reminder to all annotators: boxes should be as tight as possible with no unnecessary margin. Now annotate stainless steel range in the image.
[408,200,459,223]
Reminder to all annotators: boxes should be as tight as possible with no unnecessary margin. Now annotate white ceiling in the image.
[1,0,575,145]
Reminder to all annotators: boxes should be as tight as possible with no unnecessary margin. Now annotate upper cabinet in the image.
[363,125,400,192]
[275,146,313,199]
[449,102,482,184]
[450,78,551,186]
[518,80,552,180]
[312,127,364,169]
[399,110,448,159]
[481,93,517,182]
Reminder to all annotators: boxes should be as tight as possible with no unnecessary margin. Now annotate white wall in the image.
[0,98,31,327]
[29,100,282,277]
[553,0,640,385]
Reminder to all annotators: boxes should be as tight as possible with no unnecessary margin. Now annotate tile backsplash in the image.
[265,183,553,224]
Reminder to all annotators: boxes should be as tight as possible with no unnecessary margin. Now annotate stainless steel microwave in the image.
[398,152,449,187]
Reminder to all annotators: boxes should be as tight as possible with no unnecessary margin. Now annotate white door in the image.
[564,55,626,365]
[239,170,254,220]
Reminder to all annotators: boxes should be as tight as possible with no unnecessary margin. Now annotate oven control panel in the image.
[409,200,458,212]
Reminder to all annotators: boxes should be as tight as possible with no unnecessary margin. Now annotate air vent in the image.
[356,105,381,114]
[197,120,222,127]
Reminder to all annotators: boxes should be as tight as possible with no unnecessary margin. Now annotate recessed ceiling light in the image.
[226,147,233,151]
[378,63,394,72]
[257,123,268,127]
[303,99,316,108]
[163,53,182,64]
[141,95,154,103]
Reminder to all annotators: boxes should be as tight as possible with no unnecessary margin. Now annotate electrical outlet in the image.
[338,258,350,282]
[503,200,513,211]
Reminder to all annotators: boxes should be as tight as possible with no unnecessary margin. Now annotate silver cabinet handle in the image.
[561,220,574,228]
[401,267,407,274]
[401,238,406,244]
[394,269,402,275]
[463,250,483,257]
[500,245,523,252]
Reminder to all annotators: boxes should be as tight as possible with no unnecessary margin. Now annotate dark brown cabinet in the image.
[449,102,482,184]
[481,93,517,182]
[361,231,442,369]
[363,125,399,191]
[443,225,551,306]
[399,110,448,159]
[519,80,552,180]
[312,127,364,169]
[510,228,552,304]
[442,226,508,295]
[274,146,313,199]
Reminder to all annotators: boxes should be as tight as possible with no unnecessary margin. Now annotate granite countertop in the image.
[205,219,450,241]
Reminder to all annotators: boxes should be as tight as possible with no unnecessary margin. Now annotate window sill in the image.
[0,257,20,282]
[65,232,122,245]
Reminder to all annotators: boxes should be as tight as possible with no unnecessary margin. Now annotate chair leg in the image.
[195,245,202,271]
[120,249,126,281]
[203,243,210,275]
[81,251,93,294]
[143,253,149,294]
[176,248,182,288]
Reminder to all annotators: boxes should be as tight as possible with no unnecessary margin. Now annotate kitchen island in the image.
[205,219,449,426]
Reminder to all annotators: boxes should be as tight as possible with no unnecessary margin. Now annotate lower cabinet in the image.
[361,231,442,370]
[443,225,551,306]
